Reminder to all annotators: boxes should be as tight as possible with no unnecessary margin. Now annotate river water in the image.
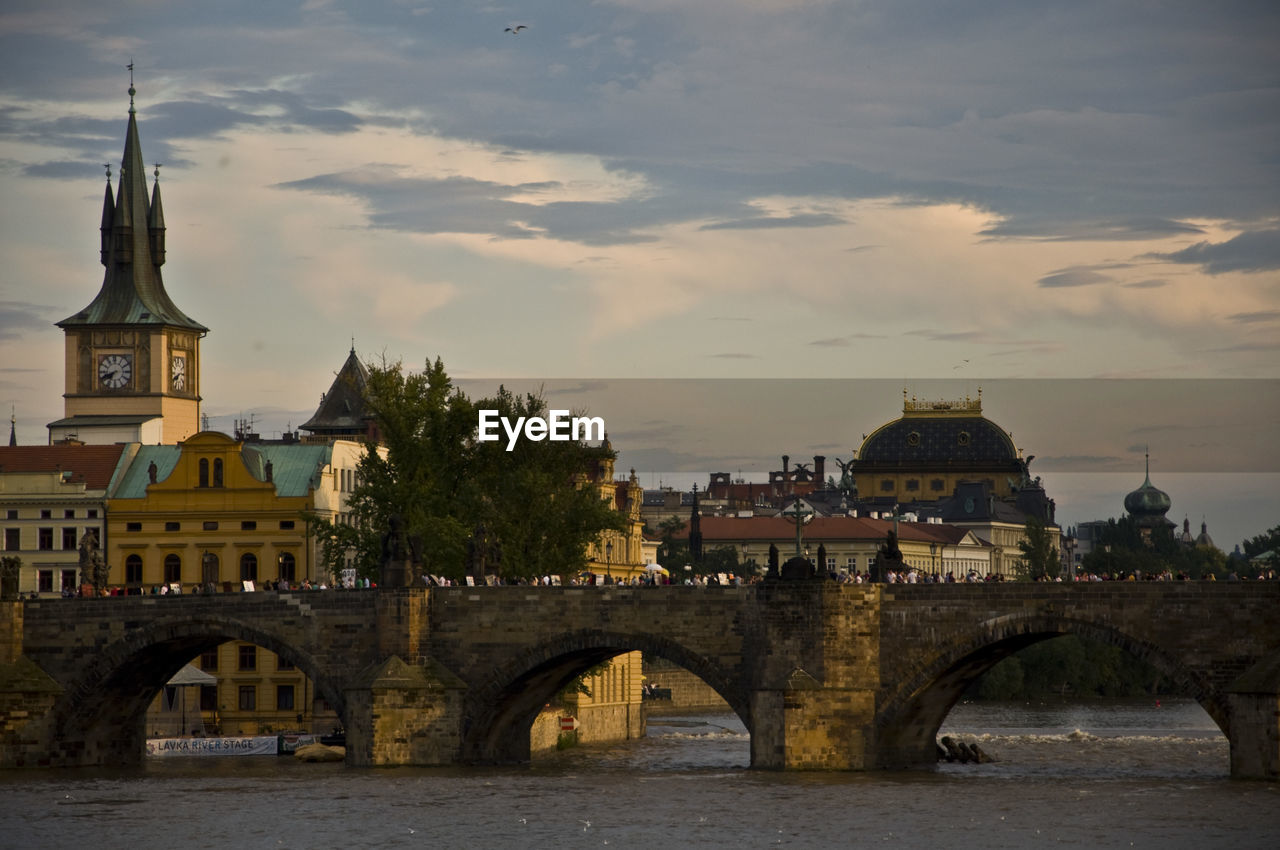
[2,698,1277,849]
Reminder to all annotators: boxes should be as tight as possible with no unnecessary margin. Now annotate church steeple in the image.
[49,75,206,446]
[58,81,204,332]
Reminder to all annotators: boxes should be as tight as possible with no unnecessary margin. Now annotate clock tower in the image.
[50,81,207,445]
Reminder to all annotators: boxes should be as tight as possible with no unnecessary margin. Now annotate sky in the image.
[1,1,1277,549]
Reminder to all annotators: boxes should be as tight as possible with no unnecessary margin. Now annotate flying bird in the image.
[505,25,527,33]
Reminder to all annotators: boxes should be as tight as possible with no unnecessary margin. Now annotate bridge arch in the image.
[460,628,749,764]
[874,612,1221,768]
[51,615,345,766]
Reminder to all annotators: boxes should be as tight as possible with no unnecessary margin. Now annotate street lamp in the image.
[605,541,613,582]
[930,542,937,576]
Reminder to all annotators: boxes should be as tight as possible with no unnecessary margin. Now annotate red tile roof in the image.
[0,445,128,489]
[676,514,983,545]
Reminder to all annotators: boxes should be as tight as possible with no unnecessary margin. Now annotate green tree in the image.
[1017,515,1060,580]
[309,357,622,583]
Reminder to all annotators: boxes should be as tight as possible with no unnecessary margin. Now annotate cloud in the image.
[1037,268,1112,288]
[1148,229,1280,274]
[699,212,845,231]
[1227,310,1280,324]
[0,300,53,341]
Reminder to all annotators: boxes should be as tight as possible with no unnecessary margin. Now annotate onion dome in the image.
[1124,454,1171,527]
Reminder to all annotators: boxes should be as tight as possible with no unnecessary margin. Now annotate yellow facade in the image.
[583,452,648,579]
[146,642,339,737]
[105,433,316,591]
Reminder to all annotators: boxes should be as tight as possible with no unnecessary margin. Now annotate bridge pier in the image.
[751,678,878,769]
[1227,655,1280,780]
[344,655,468,767]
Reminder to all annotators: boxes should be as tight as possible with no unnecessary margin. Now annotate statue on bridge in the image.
[379,513,421,589]
[467,523,502,585]
[78,529,109,596]
[876,529,904,582]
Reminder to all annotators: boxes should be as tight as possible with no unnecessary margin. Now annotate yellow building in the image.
[103,432,371,591]
[582,441,649,580]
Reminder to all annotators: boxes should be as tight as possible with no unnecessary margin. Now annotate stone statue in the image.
[379,513,416,588]
[78,529,108,594]
[876,530,903,582]
[201,551,219,592]
[147,460,158,484]
[834,457,857,496]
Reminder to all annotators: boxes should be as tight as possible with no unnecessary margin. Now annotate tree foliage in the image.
[1017,515,1060,580]
[1078,516,1227,579]
[309,357,622,583]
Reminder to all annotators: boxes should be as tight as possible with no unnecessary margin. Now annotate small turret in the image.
[99,167,114,266]
[112,164,133,264]
[148,164,166,266]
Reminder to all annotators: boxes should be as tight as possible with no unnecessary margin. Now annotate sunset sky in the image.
[1,1,1276,547]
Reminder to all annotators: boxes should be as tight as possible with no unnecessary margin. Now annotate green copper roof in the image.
[58,88,206,332]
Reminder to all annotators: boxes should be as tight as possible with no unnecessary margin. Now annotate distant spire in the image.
[8,409,16,447]
[127,60,136,114]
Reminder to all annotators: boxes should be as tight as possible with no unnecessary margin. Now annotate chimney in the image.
[814,455,825,484]
[782,455,790,478]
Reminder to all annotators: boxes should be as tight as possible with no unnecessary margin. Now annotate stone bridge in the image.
[2,583,1278,778]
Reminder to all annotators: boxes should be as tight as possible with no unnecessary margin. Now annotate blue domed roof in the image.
[857,392,1018,466]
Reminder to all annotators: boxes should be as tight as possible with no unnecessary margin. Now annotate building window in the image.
[200,685,217,712]
[847,556,857,570]
[238,685,256,711]
[64,509,76,519]
[277,656,295,671]
[61,570,77,593]
[276,685,295,711]
[125,554,143,585]
[165,522,180,532]
[40,509,51,519]
[164,554,182,584]
[905,479,920,492]
[880,479,894,492]
[3,528,17,551]
[199,458,209,488]
[241,521,257,531]
[278,552,296,583]
[203,521,218,531]
[958,431,971,446]
[62,527,78,549]
[213,458,224,487]
[200,650,218,671]
[87,509,98,519]
[279,520,295,530]
[127,522,142,532]
[5,510,16,520]
[238,645,256,671]
[38,528,54,550]
[931,479,946,492]
[240,553,258,583]
[38,570,53,593]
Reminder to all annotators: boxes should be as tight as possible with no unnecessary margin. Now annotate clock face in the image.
[171,354,187,391]
[97,353,132,390]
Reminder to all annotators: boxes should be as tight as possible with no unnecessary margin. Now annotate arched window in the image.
[278,552,296,584]
[240,552,258,584]
[125,554,143,586]
[163,553,182,584]
[198,458,209,488]
[213,458,224,487]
